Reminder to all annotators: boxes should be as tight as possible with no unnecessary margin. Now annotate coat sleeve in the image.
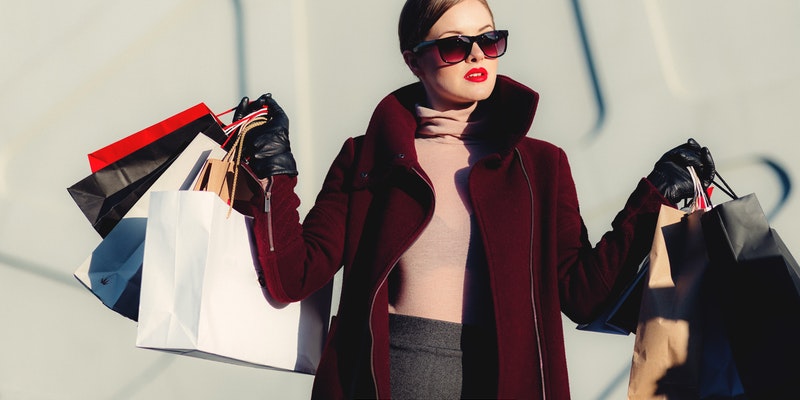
[552,148,670,323]
[248,138,357,303]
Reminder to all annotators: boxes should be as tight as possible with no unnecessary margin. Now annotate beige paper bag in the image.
[628,204,708,399]
[192,115,267,215]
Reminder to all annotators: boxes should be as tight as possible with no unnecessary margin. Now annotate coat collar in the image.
[353,75,539,187]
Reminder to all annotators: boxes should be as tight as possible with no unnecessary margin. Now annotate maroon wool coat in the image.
[249,75,670,399]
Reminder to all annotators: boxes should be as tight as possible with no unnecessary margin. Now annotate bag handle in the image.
[220,116,268,217]
[688,166,710,211]
[213,105,268,130]
[220,107,270,150]
[685,167,739,208]
[711,172,738,200]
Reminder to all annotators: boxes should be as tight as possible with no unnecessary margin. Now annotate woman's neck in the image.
[424,98,479,115]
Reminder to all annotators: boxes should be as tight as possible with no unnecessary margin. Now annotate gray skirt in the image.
[389,313,498,399]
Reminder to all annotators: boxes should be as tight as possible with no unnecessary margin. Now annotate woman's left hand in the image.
[646,138,715,204]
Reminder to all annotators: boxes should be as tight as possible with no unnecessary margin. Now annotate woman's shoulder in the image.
[516,135,566,157]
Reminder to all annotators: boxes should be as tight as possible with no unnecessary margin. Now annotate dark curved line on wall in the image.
[570,0,606,140]
[232,0,248,97]
[759,156,792,220]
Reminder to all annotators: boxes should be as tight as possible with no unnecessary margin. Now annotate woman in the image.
[235,0,715,398]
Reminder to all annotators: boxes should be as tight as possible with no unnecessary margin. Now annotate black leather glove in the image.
[646,138,715,204]
[233,94,298,179]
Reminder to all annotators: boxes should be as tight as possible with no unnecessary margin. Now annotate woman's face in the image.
[404,0,498,111]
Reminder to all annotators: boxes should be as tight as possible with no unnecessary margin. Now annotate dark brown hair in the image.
[398,0,494,53]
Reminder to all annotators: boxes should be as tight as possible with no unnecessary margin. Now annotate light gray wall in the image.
[2,1,798,399]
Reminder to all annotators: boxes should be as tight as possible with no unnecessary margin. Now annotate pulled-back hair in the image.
[398,0,494,53]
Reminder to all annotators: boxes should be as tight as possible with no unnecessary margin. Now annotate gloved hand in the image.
[646,138,715,204]
[233,93,298,179]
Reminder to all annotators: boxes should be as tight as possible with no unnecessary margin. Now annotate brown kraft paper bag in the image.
[628,204,708,399]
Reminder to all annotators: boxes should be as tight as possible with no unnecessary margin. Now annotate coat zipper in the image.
[368,166,435,398]
[515,148,547,399]
[263,179,275,251]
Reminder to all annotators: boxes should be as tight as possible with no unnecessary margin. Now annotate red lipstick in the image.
[465,67,488,82]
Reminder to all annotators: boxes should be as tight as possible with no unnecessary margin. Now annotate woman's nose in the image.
[467,42,485,62]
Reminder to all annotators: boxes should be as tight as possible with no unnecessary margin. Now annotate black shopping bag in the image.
[701,192,800,398]
[68,114,226,237]
[576,256,648,335]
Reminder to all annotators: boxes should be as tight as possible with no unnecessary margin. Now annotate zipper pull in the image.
[261,178,276,251]
[262,178,274,213]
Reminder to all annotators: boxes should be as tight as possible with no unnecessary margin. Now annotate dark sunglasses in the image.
[412,30,509,64]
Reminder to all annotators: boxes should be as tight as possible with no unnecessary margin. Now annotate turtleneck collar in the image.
[415,104,490,140]
[350,75,540,184]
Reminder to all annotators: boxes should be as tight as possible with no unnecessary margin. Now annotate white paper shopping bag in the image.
[74,134,226,320]
[136,190,330,374]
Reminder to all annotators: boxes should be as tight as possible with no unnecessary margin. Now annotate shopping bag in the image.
[702,192,800,398]
[629,168,747,399]
[576,256,648,335]
[192,114,268,215]
[628,203,707,399]
[88,103,220,172]
[696,288,746,399]
[73,134,226,320]
[628,166,745,399]
[136,190,330,373]
[67,113,226,237]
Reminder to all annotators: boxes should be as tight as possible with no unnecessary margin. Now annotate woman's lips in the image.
[465,67,488,82]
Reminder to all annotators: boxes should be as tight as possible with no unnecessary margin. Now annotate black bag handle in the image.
[712,171,738,201]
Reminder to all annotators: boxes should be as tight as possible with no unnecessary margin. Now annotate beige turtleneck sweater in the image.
[387,105,496,326]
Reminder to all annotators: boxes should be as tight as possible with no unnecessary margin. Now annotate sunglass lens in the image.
[478,32,506,58]
[437,37,471,63]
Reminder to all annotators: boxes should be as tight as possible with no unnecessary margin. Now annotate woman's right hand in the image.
[234,93,298,179]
